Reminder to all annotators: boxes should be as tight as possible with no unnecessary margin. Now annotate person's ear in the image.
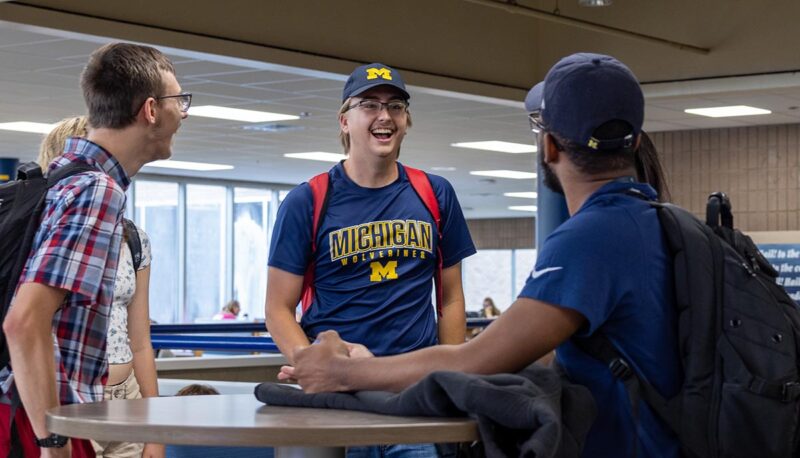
[543,133,561,164]
[137,97,158,125]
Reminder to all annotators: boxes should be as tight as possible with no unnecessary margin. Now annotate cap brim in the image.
[346,82,410,101]
[524,82,545,113]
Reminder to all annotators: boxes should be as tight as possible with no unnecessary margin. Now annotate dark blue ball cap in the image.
[525,53,644,151]
[342,63,410,102]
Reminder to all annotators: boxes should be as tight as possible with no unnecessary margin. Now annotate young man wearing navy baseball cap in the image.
[266,63,476,457]
[280,54,681,458]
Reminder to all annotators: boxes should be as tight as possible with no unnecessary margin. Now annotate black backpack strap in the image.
[122,218,143,271]
[45,161,96,187]
[573,333,682,458]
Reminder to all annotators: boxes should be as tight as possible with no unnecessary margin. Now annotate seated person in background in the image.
[213,300,240,320]
[174,384,219,396]
[37,115,163,458]
[481,297,501,318]
[166,383,273,458]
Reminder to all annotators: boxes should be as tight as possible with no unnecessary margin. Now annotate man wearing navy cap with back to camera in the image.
[266,63,476,457]
[282,53,682,458]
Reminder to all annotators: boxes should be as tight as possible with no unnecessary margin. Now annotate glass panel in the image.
[462,249,513,314]
[186,184,227,322]
[134,180,179,324]
[233,187,271,320]
[513,249,537,301]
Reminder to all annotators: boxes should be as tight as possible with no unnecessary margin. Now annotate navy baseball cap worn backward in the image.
[525,53,644,151]
[342,63,410,102]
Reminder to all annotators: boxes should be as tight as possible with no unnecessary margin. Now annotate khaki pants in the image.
[92,370,144,458]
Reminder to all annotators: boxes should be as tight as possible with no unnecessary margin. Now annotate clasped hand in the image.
[278,330,372,393]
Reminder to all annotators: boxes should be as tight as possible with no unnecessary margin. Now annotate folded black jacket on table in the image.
[254,363,596,458]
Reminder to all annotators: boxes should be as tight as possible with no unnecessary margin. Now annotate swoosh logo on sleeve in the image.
[530,266,563,279]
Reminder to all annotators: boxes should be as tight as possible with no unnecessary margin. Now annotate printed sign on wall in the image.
[758,244,800,303]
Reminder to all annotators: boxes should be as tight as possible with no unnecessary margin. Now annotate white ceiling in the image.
[0,20,799,219]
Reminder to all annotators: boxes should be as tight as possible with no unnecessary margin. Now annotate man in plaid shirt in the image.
[1,43,190,458]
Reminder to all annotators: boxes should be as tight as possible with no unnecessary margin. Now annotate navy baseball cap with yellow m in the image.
[343,63,410,102]
[525,53,644,151]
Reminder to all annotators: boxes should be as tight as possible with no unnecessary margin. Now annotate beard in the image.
[539,146,564,195]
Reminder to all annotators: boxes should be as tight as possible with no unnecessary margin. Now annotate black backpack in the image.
[577,192,800,458]
[0,161,96,371]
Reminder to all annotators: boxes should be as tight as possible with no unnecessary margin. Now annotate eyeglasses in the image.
[346,99,409,115]
[156,92,192,112]
[528,111,545,133]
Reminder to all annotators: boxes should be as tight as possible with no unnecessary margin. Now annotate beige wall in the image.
[466,218,534,249]
[652,124,800,232]
[468,123,800,248]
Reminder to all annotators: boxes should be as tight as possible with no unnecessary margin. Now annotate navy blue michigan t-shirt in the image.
[269,162,475,356]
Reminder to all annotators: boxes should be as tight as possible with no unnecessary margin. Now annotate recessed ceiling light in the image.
[579,0,612,6]
[509,205,538,212]
[451,141,537,154]
[188,106,300,123]
[504,191,538,199]
[143,160,234,171]
[0,122,56,134]
[470,170,537,179]
[684,105,771,118]
[284,152,346,163]
[431,166,456,172]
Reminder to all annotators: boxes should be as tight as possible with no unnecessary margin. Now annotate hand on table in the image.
[278,330,359,393]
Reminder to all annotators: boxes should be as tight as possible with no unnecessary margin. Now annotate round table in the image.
[47,394,479,457]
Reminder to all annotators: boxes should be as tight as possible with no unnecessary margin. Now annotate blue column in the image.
[535,159,569,251]
[0,158,19,184]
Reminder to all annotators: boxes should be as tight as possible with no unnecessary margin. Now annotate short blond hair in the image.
[338,98,412,155]
[37,116,88,170]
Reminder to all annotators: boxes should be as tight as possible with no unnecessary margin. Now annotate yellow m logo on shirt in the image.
[369,261,398,282]
[366,67,393,81]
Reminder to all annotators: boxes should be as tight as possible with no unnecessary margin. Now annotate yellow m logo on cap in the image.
[366,67,393,81]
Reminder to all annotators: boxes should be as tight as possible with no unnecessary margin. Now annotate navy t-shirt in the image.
[269,162,476,356]
[519,180,682,458]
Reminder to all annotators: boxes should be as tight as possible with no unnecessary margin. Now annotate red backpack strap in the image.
[300,172,330,314]
[405,166,445,317]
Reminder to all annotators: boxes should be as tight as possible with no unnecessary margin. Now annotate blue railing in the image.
[150,318,496,352]
[151,335,278,352]
[151,322,266,334]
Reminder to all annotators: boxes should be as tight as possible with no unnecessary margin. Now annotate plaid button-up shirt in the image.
[4,138,129,405]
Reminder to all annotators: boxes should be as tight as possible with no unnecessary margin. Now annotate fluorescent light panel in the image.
[144,160,234,171]
[684,105,771,118]
[284,152,346,163]
[451,141,537,153]
[188,106,300,123]
[0,122,56,134]
[470,170,537,179]
[509,205,538,212]
[504,191,538,199]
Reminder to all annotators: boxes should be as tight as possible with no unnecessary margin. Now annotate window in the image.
[134,181,179,324]
[233,187,271,319]
[185,184,227,322]
[462,248,537,314]
[462,250,513,313]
